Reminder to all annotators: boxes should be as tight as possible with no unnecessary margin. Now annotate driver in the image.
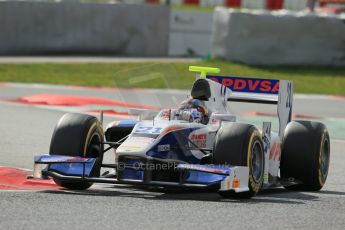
[176,97,210,124]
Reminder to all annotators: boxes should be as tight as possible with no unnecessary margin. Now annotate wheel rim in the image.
[320,138,330,179]
[87,132,102,158]
[251,140,264,183]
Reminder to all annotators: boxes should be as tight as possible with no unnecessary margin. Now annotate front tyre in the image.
[281,121,330,191]
[213,123,264,198]
[49,113,104,190]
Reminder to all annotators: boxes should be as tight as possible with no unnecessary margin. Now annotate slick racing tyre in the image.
[213,123,264,198]
[49,113,104,190]
[281,121,330,191]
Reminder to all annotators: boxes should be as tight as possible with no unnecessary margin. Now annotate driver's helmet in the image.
[177,98,209,124]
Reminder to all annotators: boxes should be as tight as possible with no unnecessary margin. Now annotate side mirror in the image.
[128,109,159,120]
[212,113,236,122]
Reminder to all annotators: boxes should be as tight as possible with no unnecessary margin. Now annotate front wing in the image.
[33,155,249,193]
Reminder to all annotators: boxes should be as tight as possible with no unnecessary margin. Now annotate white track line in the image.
[0,166,32,172]
[333,139,345,144]
[2,82,345,101]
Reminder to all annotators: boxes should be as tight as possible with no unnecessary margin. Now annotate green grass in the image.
[0,59,345,95]
[172,4,215,12]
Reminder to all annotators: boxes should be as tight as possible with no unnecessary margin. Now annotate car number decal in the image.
[135,126,162,134]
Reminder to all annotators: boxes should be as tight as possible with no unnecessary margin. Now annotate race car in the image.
[33,66,330,198]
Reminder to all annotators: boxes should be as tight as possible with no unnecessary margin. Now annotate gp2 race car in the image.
[33,66,330,198]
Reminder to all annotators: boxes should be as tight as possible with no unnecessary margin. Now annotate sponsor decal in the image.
[64,158,90,162]
[286,81,293,122]
[269,143,281,161]
[177,164,229,174]
[263,124,271,155]
[225,179,230,190]
[158,144,170,152]
[118,137,155,152]
[120,146,144,151]
[262,122,271,183]
[36,156,92,163]
[207,75,279,95]
[129,137,155,144]
[232,179,240,188]
[190,133,207,148]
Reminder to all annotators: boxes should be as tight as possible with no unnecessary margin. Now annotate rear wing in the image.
[207,75,293,139]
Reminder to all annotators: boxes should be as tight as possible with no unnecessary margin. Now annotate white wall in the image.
[200,0,225,7]
[169,10,213,56]
[170,0,183,4]
[284,0,308,11]
[212,7,345,66]
[0,2,170,56]
[242,0,266,9]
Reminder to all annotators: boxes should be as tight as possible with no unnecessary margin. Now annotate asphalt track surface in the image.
[0,83,345,230]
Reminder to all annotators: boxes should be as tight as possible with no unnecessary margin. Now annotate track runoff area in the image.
[0,82,344,229]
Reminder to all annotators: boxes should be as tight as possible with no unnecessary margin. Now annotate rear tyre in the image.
[281,121,330,191]
[49,113,104,190]
[213,123,264,198]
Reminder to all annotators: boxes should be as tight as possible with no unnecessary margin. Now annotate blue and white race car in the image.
[33,66,330,198]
